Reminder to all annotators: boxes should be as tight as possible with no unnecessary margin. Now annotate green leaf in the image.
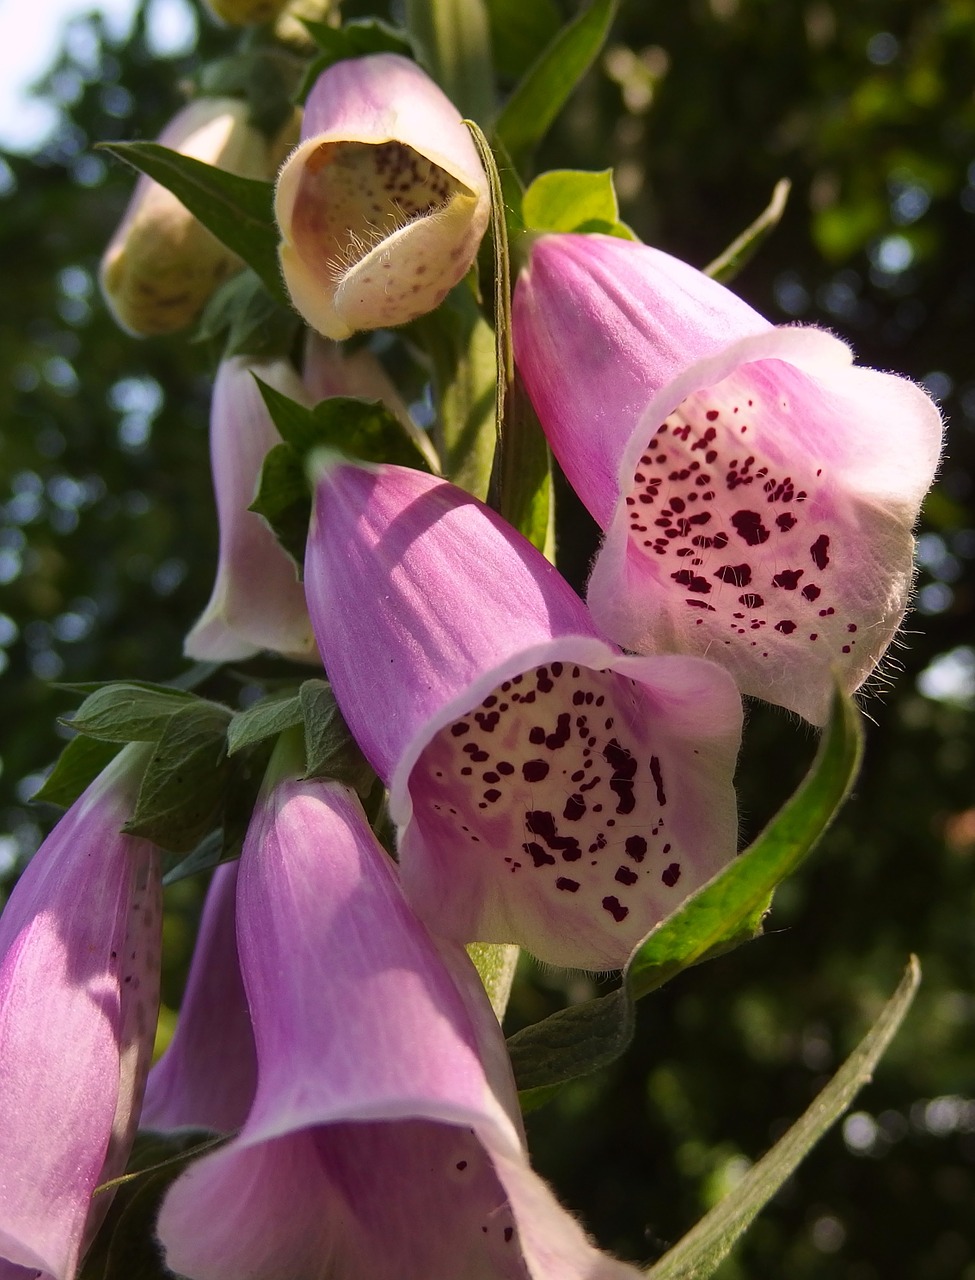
[497,375,553,556]
[404,0,495,122]
[494,0,618,168]
[227,689,304,756]
[123,701,232,852]
[250,440,310,572]
[705,178,792,284]
[195,268,299,360]
[522,168,618,232]
[31,736,123,809]
[645,957,921,1280]
[485,0,561,80]
[298,19,415,102]
[299,679,375,795]
[63,683,198,744]
[627,684,863,999]
[99,141,284,301]
[161,828,227,886]
[508,987,633,1092]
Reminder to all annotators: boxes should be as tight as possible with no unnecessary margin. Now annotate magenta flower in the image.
[513,233,944,725]
[156,772,642,1279]
[274,54,490,339]
[0,747,161,1280]
[304,461,741,970]
[183,356,319,664]
[140,862,256,1136]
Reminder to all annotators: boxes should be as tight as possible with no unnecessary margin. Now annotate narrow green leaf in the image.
[31,736,123,809]
[645,957,921,1280]
[123,701,232,852]
[494,0,618,168]
[99,142,284,300]
[63,683,198,745]
[705,178,792,284]
[227,689,304,756]
[507,987,633,1091]
[485,0,561,80]
[254,378,319,451]
[626,685,863,999]
[497,375,554,556]
[404,0,495,122]
[250,440,309,572]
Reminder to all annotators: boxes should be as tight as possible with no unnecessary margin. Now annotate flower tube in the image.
[274,54,491,339]
[156,770,641,1279]
[304,462,741,970]
[100,98,279,337]
[0,746,161,1280]
[513,233,944,725]
[183,356,319,664]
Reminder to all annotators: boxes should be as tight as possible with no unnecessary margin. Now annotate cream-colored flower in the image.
[100,98,278,337]
[275,54,490,339]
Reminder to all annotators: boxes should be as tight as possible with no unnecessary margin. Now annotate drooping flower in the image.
[274,53,491,339]
[512,233,944,725]
[0,746,161,1280]
[183,356,319,664]
[100,98,281,337]
[156,768,642,1279]
[304,461,741,970]
[140,862,256,1136]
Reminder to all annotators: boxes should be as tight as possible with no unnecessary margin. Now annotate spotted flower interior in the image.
[616,357,909,714]
[411,659,720,970]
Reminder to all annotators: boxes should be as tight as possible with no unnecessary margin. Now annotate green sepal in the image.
[61,683,198,744]
[31,736,124,809]
[507,686,863,1094]
[493,0,618,170]
[195,268,300,360]
[252,381,433,569]
[645,957,920,1280]
[705,178,792,284]
[297,19,415,103]
[198,49,305,139]
[298,679,374,796]
[122,700,233,853]
[227,688,304,757]
[521,168,636,239]
[98,142,284,301]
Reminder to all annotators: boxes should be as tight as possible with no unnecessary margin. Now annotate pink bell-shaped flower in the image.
[183,356,319,664]
[140,862,256,1136]
[304,461,742,970]
[274,54,491,339]
[513,233,944,725]
[0,746,161,1280]
[156,769,642,1279]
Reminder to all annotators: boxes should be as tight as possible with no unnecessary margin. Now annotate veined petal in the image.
[157,775,644,1279]
[184,356,319,665]
[305,462,742,969]
[0,746,160,1280]
[141,862,256,1135]
[514,234,944,723]
[275,54,490,339]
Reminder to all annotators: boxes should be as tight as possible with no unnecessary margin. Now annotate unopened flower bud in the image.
[202,0,289,24]
[274,54,490,339]
[100,98,279,337]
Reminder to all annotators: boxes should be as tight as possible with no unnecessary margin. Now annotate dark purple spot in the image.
[545,713,571,750]
[602,895,629,922]
[522,760,549,783]
[556,877,580,892]
[649,755,667,806]
[671,569,711,594]
[483,789,501,803]
[739,593,764,608]
[522,842,556,868]
[661,863,681,887]
[601,739,637,814]
[776,512,797,532]
[450,722,470,737]
[775,620,797,634]
[715,563,752,587]
[706,409,719,421]
[731,510,770,546]
[801,584,821,602]
[525,811,581,861]
[772,568,804,590]
[625,835,648,863]
[504,1227,514,1243]
[810,535,830,570]
[563,794,586,822]
[615,865,639,886]
[847,623,858,633]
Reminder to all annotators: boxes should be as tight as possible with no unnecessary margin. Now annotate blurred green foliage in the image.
[1,1,974,1277]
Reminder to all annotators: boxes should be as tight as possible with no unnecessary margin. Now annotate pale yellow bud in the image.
[100,99,277,337]
[201,0,290,25]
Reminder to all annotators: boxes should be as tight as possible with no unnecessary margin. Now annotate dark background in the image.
[1,1,974,1276]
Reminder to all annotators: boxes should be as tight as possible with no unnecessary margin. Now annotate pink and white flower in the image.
[513,233,944,724]
[304,461,742,970]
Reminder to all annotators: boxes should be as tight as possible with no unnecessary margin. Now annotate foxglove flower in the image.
[100,99,279,337]
[184,356,319,664]
[140,863,255,1135]
[156,771,641,1279]
[513,233,943,725]
[304,462,741,970]
[274,54,491,339]
[0,746,161,1280]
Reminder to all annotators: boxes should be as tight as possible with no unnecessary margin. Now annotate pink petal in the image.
[184,357,319,664]
[0,748,160,1280]
[141,862,255,1135]
[305,462,742,969]
[275,54,490,338]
